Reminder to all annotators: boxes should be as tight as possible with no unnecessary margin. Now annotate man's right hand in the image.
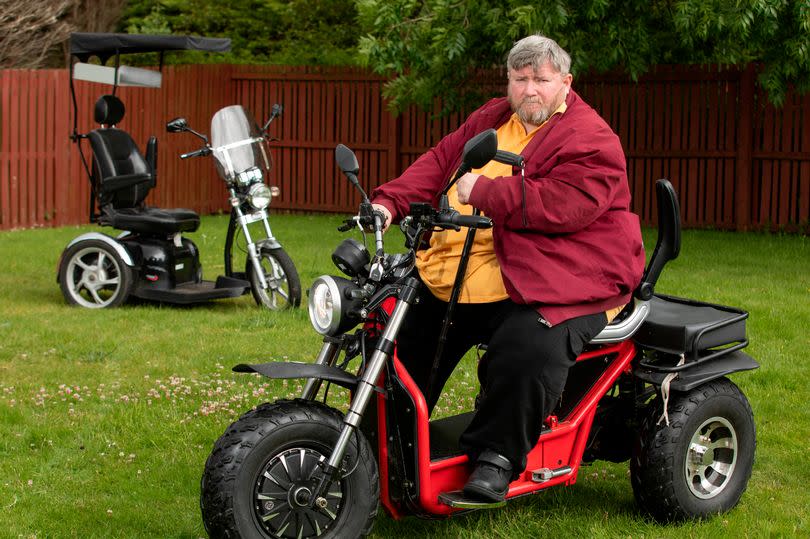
[371,203,392,232]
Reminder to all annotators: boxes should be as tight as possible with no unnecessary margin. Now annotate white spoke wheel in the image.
[631,377,756,522]
[246,246,301,310]
[201,400,379,539]
[58,240,133,308]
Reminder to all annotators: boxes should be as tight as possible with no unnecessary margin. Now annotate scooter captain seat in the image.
[88,95,200,235]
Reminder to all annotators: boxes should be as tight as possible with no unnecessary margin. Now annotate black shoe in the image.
[463,450,513,502]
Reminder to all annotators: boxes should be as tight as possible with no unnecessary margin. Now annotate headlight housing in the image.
[307,275,362,336]
[332,238,370,277]
[247,183,272,209]
[236,167,263,186]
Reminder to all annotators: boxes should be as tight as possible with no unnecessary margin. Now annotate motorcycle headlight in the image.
[308,276,362,336]
[247,183,272,209]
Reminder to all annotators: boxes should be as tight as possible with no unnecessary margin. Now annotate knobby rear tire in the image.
[630,377,756,522]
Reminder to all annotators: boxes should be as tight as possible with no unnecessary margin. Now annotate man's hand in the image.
[456,173,480,205]
[371,203,392,232]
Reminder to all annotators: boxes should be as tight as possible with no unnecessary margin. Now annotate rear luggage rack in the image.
[633,294,748,373]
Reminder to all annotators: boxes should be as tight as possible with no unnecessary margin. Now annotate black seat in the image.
[88,95,200,235]
[633,295,747,355]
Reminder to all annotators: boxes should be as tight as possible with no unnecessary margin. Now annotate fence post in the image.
[735,63,755,231]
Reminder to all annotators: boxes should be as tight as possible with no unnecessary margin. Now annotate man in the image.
[369,35,645,502]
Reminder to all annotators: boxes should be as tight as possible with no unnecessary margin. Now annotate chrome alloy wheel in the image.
[685,416,738,499]
[64,246,125,308]
[253,447,343,538]
[258,254,290,307]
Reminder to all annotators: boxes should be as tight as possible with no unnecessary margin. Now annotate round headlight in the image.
[307,276,362,336]
[248,183,272,209]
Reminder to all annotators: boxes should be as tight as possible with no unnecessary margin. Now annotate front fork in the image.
[225,190,280,290]
[308,277,420,503]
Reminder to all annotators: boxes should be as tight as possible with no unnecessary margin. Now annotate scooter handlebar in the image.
[435,210,492,229]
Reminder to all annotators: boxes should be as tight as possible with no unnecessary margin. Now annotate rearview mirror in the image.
[335,144,360,176]
[166,117,188,133]
[461,128,498,171]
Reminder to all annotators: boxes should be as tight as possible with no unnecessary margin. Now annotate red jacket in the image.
[371,91,645,325]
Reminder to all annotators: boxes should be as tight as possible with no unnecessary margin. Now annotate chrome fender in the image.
[63,232,135,267]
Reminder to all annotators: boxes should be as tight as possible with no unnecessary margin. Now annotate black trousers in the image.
[396,284,607,474]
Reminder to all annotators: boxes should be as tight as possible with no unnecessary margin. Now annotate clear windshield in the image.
[210,105,270,180]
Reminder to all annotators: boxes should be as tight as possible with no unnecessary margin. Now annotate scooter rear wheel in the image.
[246,246,302,310]
[630,377,755,522]
[58,239,133,308]
[201,399,378,539]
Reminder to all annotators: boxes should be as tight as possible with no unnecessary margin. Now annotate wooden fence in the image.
[1,63,808,232]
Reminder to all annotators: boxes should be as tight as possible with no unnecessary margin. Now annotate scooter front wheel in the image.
[246,246,302,309]
[201,399,379,539]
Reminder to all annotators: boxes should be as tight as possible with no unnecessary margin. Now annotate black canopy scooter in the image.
[56,33,255,308]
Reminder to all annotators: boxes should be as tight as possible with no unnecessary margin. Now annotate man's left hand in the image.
[456,173,480,205]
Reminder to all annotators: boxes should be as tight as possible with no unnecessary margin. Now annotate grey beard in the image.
[517,106,552,127]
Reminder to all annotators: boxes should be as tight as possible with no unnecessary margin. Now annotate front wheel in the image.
[630,377,756,522]
[201,399,379,539]
[246,246,301,310]
[58,239,134,308]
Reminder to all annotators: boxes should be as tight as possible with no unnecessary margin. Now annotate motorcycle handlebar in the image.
[180,147,211,159]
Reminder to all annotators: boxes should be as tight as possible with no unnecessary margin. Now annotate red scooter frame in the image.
[366,298,636,519]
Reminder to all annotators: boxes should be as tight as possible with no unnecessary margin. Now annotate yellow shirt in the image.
[416,104,567,302]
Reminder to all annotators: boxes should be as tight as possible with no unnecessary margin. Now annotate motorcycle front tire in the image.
[201,399,379,539]
[246,246,302,310]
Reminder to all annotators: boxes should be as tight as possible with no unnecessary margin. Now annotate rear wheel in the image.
[631,377,756,522]
[58,240,133,308]
[246,246,301,310]
[201,399,378,539]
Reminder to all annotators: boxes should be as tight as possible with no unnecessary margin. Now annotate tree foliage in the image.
[358,0,810,112]
[120,0,360,66]
[1,0,126,68]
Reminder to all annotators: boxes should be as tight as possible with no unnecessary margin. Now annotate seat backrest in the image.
[88,95,153,209]
[635,179,681,300]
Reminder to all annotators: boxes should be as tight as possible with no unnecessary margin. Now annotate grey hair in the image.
[507,35,571,75]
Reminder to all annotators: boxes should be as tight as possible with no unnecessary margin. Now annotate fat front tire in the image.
[631,377,756,522]
[201,399,379,539]
[246,246,302,310]
[58,240,133,308]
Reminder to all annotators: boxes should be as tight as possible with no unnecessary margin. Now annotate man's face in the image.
[507,62,572,128]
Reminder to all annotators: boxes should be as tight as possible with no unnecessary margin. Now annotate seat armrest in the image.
[100,172,153,194]
[145,136,157,188]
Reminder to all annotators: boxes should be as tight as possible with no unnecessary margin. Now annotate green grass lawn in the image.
[0,213,808,538]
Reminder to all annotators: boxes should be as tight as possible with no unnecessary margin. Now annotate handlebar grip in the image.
[450,213,493,229]
[180,148,211,159]
[494,150,524,168]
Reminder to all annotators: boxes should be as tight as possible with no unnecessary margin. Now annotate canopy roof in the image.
[70,33,231,63]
